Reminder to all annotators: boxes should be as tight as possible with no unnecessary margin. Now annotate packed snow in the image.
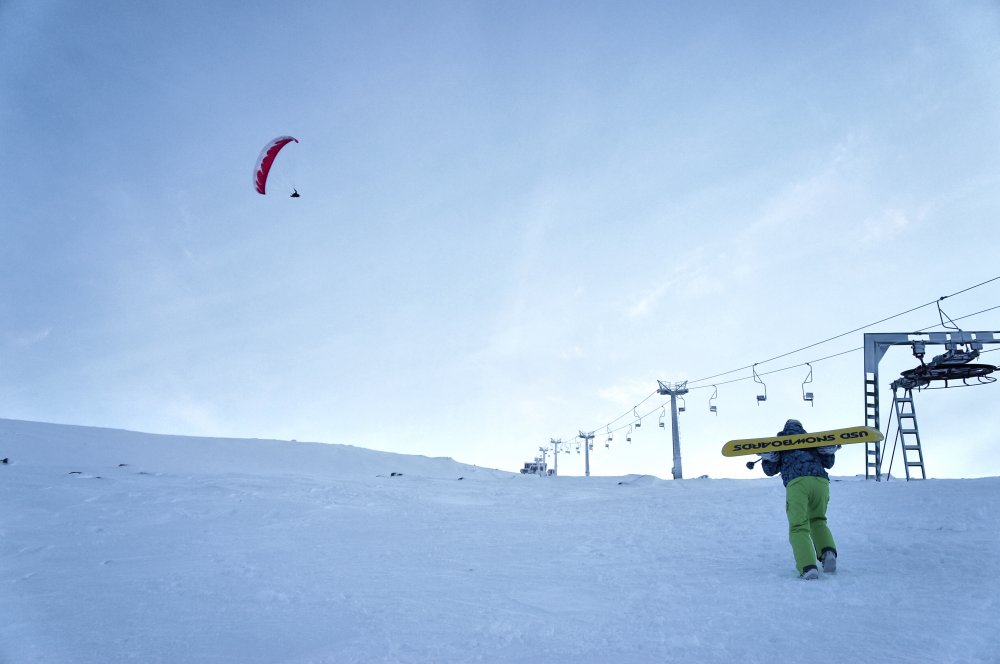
[1,418,997,663]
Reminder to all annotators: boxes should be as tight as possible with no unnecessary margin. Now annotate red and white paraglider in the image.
[253,136,299,197]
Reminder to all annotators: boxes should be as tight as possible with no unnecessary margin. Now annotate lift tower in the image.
[863,330,998,480]
[657,380,688,480]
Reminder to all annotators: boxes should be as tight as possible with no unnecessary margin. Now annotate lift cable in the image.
[686,275,1000,387]
[562,300,999,446]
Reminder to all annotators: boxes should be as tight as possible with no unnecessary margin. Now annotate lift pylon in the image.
[863,330,999,480]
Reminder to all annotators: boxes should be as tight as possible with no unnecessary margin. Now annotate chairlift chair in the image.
[802,362,814,406]
[753,364,767,404]
[709,385,718,415]
[678,396,686,413]
[658,406,666,428]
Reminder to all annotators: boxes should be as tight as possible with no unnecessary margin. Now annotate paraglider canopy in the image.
[253,136,298,195]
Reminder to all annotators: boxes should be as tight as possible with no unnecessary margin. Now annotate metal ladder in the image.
[892,388,926,480]
[864,373,882,480]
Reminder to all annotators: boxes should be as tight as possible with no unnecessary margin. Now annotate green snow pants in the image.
[785,476,836,574]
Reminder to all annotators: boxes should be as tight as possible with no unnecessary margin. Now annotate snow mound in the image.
[1,418,998,663]
[0,418,503,481]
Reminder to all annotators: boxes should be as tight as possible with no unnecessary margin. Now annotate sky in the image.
[2,1,999,479]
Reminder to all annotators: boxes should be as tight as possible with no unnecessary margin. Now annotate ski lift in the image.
[633,407,642,428]
[897,362,998,390]
[753,363,767,404]
[709,385,718,415]
[626,424,633,444]
[802,363,814,406]
[678,396,686,413]
[658,406,666,428]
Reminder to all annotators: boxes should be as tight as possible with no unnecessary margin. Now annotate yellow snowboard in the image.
[721,425,883,457]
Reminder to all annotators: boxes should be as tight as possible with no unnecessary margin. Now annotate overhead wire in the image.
[936,275,1000,301]
[559,275,1000,446]
[687,276,1000,386]
[572,344,864,441]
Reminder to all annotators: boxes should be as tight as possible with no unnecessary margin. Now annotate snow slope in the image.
[1,418,997,663]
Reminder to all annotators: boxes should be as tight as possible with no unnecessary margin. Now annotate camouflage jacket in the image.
[762,448,835,487]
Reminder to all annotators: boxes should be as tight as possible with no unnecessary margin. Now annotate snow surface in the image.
[1,418,998,663]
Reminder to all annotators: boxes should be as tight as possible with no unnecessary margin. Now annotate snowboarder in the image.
[759,419,839,580]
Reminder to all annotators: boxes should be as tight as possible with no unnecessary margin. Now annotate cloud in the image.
[626,281,673,318]
[159,395,228,438]
[558,345,584,360]
[625,248,722,319]
[597,377,661,416]
[858,207,916,243]
[9,327,52,348]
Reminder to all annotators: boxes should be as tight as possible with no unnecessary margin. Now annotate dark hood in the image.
[778,419,806,436]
